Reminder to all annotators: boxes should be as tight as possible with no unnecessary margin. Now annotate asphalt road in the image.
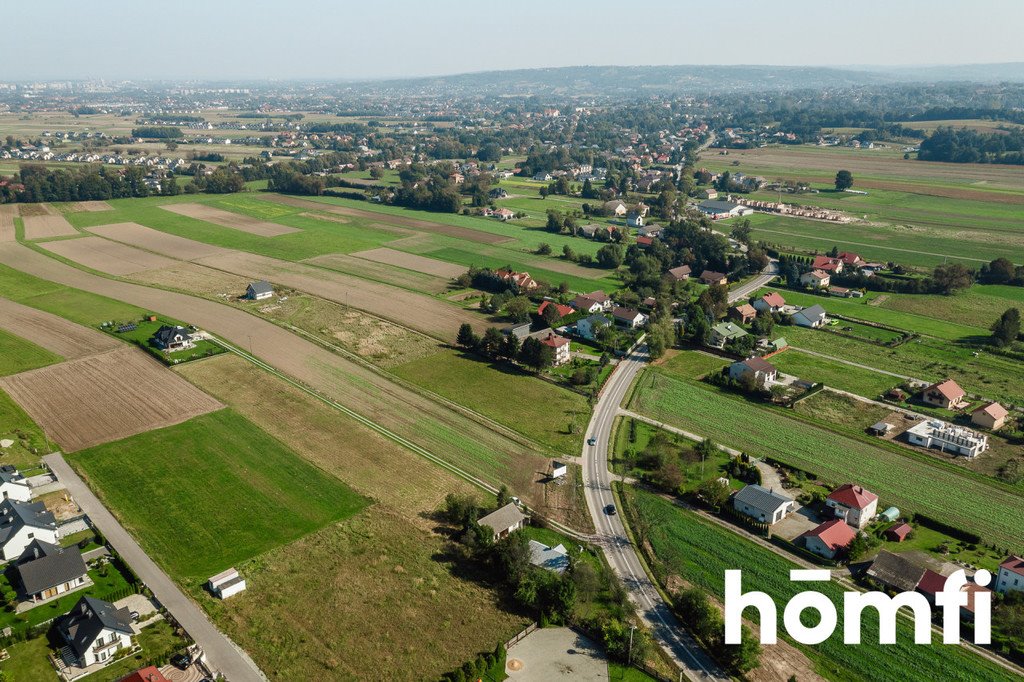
[581,348,728,682]
[44,454,266,682]
[727,260,779,304]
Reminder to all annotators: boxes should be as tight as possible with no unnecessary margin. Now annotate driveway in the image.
[506,627,607,681]
[773,505,821,542]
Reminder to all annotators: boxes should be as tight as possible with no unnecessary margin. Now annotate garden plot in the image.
[348,247,465,278]
[159,203,300,236]
[88,222,231,260]
[40,236,176,275]
[0,297,120,359]
[0,346,222,452]
[19,204,76,239]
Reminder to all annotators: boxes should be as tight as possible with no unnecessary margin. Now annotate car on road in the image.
[605,504,617,515]
[171,653,192,670]
[587,437,597,446]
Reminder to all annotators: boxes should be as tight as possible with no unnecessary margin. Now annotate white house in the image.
[208,567,247,599]
[577,314,612,341]
[800,269,831,288]
[478,503,526,542]
[995,556,1024,595]
[825,484,878,529]
[752,292,786,314]
[56,597,134,668]
[246,280,274,301]
[905,420,988,458]
[733,485,795,524]
[571,295,605,315]
[728,357,777,385]
[611,307,647,329]
[551,462,568,479]
[626,211,644,228]
[15,540,89,603]
[803,519,857,560]
[528,540,569,574]
[0,499,59,562]
[0,466,32,502]
[539,333,571,366]
[151,325,196,353]
[791,304,827,328]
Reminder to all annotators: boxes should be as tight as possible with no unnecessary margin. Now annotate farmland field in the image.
[0,387,50,469]
[20,204,77,240]
[0,328,61,376]
[39,235,177,275]
[0,346,222,452]
[160,202,300,236]
[624,489,1017,682]
[0,261,144,327]
[873,285,1024,331]
[72,408,369,581]
[767,350,897,398]
[629,363,1024,550]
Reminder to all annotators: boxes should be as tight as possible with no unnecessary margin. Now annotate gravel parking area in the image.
[506,627,607,681]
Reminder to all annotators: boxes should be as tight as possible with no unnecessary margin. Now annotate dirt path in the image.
[0,297,120,358]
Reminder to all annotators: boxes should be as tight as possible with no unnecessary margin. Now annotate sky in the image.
[8,0,1024,81]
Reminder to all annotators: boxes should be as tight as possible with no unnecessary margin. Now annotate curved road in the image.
[581,347,728,681]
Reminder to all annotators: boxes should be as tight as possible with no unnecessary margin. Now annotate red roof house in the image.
[838,252,863,267]
[118,667,171,682]
[885,522,913,542]
[812,255,844,273]
[825,484,879,529]
[803,519,857,559]
[537,301,573,319]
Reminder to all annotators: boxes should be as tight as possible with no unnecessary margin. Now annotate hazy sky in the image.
[9,0,1024,81]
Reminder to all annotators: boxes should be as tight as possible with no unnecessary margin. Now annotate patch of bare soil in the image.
[39,236,176,275]
[88,222,231,260]
[0,297,120,359]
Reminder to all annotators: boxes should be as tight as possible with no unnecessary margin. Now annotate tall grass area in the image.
[625,489,1016,682]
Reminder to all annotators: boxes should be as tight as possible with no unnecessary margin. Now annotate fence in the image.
[504,622,538,650]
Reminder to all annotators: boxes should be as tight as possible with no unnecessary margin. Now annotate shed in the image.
[878,506,900,522]
[246,280,274,301]
[868,421,891,436]
[551,462,567,479]
[885,522,913,542]
[208,567,247,599]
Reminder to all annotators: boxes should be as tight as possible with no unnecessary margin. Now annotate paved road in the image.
[727,260,779,304]
[44,454,266,682]
[581,349,728,681]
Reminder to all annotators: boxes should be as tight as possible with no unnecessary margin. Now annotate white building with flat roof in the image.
[905,420,988,458]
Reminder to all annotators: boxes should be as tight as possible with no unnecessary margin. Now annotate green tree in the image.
[496,485,511,508]
[480,327,504,357]
[991,307,1021,347]
[456,323,478,349]
[834,170,854,191]
[505,296,532,323]
[931,263,974,295]
[985,257,1016,284]
[596,243,625,269]
[493,530,532,586]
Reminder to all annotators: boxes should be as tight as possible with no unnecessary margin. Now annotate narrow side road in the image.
[44,454,267,682]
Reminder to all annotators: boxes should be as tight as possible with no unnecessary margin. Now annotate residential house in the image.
[700,188,718,200]
[753,292,786,314]
[56,596,135,668]
[626,211,645,228]
[539,333,571,366]
[971,402,1008,430]
[15,540,88,603]
[478,503,526,542]
[825,484,878,529]
[582,290,613,311]
[710,322,749,349]
[800,269,831,288]
[612,307,647,329]
[637,224,663,239]
[0,465,32,503]
[537,301,573,321]
[696,200,753,219]
[577,314,612,341]
[803,519,856,560]
[667,265,691,281]
[493,208,516,221]
[885,522,913,542]
[829,286,862,298]
[118,666,171,682]
[151,325,195,353]
[208,567,247,599]
[496,269,539,293]
[791,304,827,328]
[528,540,569,574]
[728,357,777,385]
[245,280,273,301]
[919,379,967,410]
[729,303,757,325]
[995,556,1024,595]
[0,499,59,562]
[533,172,552,182]
[905,420,988,458]
[866,550,926,593]
[838,252,863,268]
[916,569,990,622]
[488,188,508,199]
[733,485,795,524]
[699,270,728,287]
[636,236,655,249]
[602,200,627,217]
[812,255,844,273]
[571,295,604,315]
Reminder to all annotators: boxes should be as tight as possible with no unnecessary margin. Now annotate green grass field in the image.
[392,348,589,452]
[0,388,51,469]
[0,263,144,326]
[874,284,1024,331]
[0,328,62,376]
[72,409,369,581]
[768,349,897,397]
[101,317,225,365]
[625,489,1017,682]
[631,357,1024,550]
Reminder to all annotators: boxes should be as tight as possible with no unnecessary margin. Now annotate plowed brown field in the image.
[21,204,76,239]
[0,205,15,242]
[159,203,300,236]
[349,247,466,278]
[69,201,113,212]
[0,297,120,359]
[40,236,176,275]
[88,222,231,260]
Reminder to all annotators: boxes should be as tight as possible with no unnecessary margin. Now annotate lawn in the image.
[392,348,590,453]
[628,367,1024,550]
[874,285,1024,331]
[71,409,369,581]
[0,328,62,376]
[0,387,51,470]
[99,317,225,365]
[611,415,733,493]
[768,349,897,398]
[624,489,1017,682]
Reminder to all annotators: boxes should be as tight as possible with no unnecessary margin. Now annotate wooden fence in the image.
[504,622,538,650]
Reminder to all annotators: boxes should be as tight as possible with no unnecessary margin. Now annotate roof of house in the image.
[829,286,850,294]
[761,292,786,307]
[585,290,611,303]
[247,280,273,295]
[571,295,602,311]
[117,667,171,682]
[477,503,525,534]
[537,301,573,318]
[803,269,830,280]
[796,304,827,320]
[528,540,570,574]
[540,333,569,349]
[698,200,742,213]
[712,322,748,340]
[973,401,1008,420]
[667,265,692,279]
[867,550,926,592]
[916,568,948,597]
[812,255,843,271]
[733,303,757,317]
[17,544,88,595]
[804,519,856,551]
[0,465,27,487]
[152,324,192,346]
[700,270,727,282]
[0,499,57,546]
[612,307,643,322]
[733,484,793,515]
[59,596,134,658]
[636,236,654,247]
[827,484,878,510]
[739,356,776,374]
[1000,555,1024,578]
[838,252,862,265]
[924,379,965,402]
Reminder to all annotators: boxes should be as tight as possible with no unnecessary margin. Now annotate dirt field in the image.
[349,247,466,278]
[0,297,120,359]
[20,204,77,239]
[88,222,231,260]
[159,203,300,237]
[127,262,253,299]
[257,194,511,244]
[0,205,15,242]
[0,346,222,452]
[39,236,177,275]
[301,253,453,294]
[69,201,113,212]
[192,250,486,339]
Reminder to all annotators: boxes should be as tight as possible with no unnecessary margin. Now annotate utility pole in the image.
[627,624,637,667]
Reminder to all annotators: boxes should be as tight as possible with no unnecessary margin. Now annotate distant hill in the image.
[872,62,1024,83]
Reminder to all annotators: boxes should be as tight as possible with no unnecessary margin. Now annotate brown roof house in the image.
[971,402,1008,430]
[667,265,692,281]
[699,270,728,287]
[920,379,967,410]
[728,357,777,385]
[729,303,757,325]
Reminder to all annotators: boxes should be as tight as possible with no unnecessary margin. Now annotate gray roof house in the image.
[56,596,134,668]
[792,304,827,328]
[16,540,88,602]
[0,465,32,502]
[151,324,195,352]
[529,540,570,574]
[733,484,796,524]
[246,280,274,300]
[867,550,926,593]
[0,499,59,562]
[478,502,526,541]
